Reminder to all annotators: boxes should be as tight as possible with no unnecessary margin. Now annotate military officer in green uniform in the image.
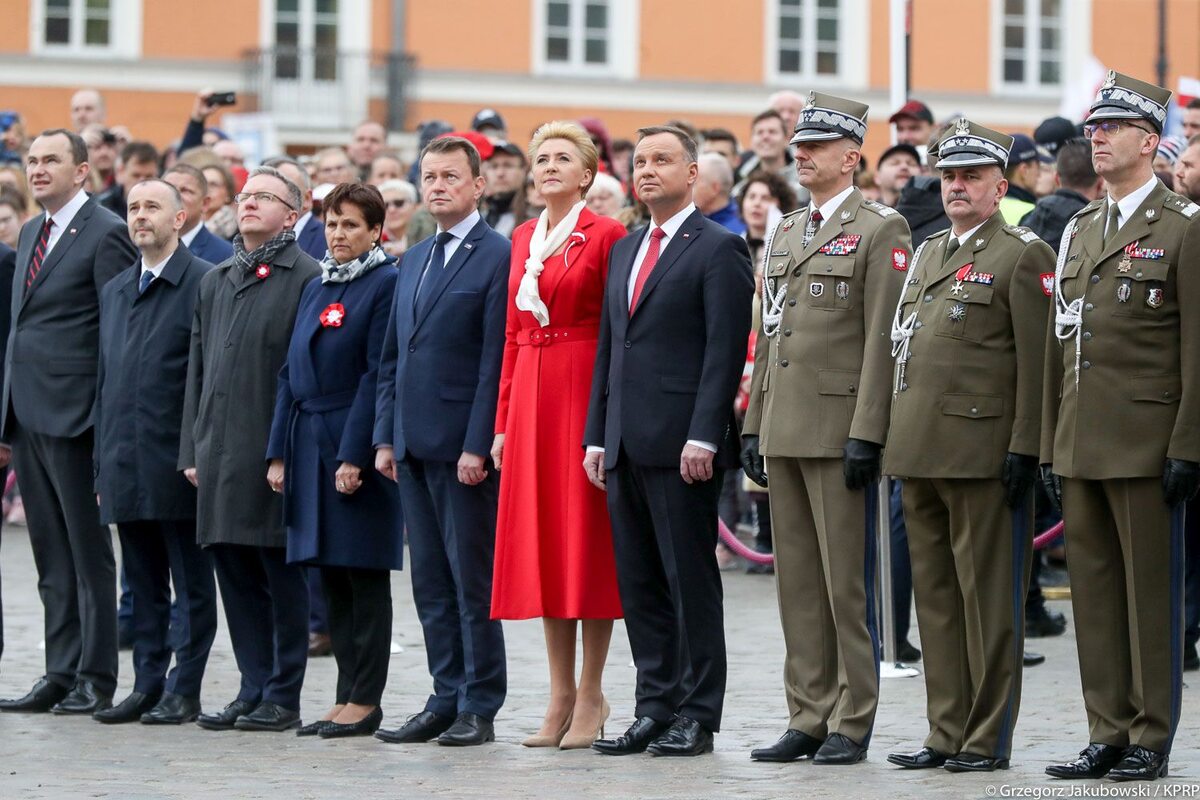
[742,92,912,765]
[1042,71,1200,783]
[883,120,1054,773]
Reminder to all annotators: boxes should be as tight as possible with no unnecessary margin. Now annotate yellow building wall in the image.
[639,0,764,83]
[406,1,530,72]
[0,2,30,52]
[910,0,990,92]
[142,0,258,60]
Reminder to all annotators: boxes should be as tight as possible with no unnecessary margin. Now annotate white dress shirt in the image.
[434,209,481,266]
[809,184,856,229]
[1106,174,1159,233]
[180,221,203,248]
[140,251,173,284]
[42,188,90,256]
[948,219,988,249]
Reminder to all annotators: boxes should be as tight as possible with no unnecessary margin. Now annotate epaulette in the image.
[862,200,898,218]
[1003,225,1043,244]
[1164,195,1200,219]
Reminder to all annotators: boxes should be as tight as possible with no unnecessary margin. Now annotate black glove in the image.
[843,438,881,491]
[740,435,768,488]
[1039,464,1062,514]
[1000,453,1038,508]
[1163,458,1200,507]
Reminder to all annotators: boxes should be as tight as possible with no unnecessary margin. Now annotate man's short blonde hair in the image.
[527,121,600,194]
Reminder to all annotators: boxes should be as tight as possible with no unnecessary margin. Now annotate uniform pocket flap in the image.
[941,393,1003,418]
[661,376,699,394]
[1129,374,1181,403]
[810,258,855,278]
[1128,261,1170,282]
[957,285,995,305]
[817,369,860,396]
[47,358,98,376]
[766,257,792,277]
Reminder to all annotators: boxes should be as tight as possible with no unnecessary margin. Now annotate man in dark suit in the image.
[93,179,217,726]
[0,129,137,714]
[266,157,326,261]
[0,241,14,670]
[584,126,753,757]
[164,164,233,264]
[373,136,509,747]
[179,166,321,733]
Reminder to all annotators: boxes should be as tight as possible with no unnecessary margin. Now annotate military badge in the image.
[1124,242,1164,260]
[891,248,907,271]
[1147,286,1164,308]
[818,234,862,256]
[950,281,964,296]
[1145,209,1156,219]
[1118,255,1132,272]
[1183,202,1199,218]
[1040,273,1054,297]
[840,210,851,221]
[782,218,795,232]
[948,303,966,322]
[1102,69,1117,89]
[975,238,986,246]
[1117,280,1131,303]
[810,282,824,298]
[836,281,850,300]
[955,117,971,135]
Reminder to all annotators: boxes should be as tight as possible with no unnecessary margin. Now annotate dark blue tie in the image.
[138,271,154,295]
[414,231,454,312]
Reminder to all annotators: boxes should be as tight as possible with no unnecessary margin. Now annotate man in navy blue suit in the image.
[584,126,753,758]
[266,157,326,261]
[373,136,509,747]
[164,164,233,264]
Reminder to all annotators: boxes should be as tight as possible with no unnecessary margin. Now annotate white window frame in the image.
[764,0,867,90]
[30,0,142,58]
[532,0,638,80]
[260,0,369,60]
[991,0,1088,98]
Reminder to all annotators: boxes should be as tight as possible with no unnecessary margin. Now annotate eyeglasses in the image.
[1083,120,1153,139]
[386,199,408,209]
[234,191,295,209]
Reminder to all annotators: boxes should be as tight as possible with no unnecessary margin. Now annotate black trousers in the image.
[322,566,392,706]
[117,520,217,698]
[607,458,727,731]
[12,425,117,692]
[209,544,309,711]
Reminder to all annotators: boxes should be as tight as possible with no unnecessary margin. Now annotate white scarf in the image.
[516,200,586,327]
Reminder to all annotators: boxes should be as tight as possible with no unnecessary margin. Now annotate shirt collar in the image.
[1108,174,1159,226]
[47,188,89,233]
[140,249,174,279]
[292,210,313,233]
[180,221,202,247]
[649,202,697,241]
[436,208,481,241]
[814,185,856,224]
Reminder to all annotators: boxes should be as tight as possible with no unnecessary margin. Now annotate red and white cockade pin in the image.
[319,302,346,327]
[255,263,271,280]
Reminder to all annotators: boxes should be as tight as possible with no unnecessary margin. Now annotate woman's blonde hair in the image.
[527,121,599,194]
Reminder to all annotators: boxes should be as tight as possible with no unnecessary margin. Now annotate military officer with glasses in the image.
[742,92,911,766]
[1042,72,1200,783]
[884,120,1054,774]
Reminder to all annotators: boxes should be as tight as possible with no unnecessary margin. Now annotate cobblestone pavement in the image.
[0,524,1197,799]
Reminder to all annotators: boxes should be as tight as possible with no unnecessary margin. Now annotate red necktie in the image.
[629,227,667,312]
[26,218,53,288]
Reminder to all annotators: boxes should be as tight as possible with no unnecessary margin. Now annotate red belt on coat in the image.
[515,325,598,347]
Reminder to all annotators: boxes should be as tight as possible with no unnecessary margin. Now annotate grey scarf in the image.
[232,229,296,274]
[320,245,389,284]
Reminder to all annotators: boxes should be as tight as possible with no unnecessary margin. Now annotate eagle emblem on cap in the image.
[1102,69,1116,89]
[955,118,970,135]
[805,91,815,109]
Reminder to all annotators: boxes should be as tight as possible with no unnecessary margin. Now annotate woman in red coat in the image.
[491,121,626,749]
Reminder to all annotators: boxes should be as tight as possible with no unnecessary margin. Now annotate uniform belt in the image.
[296,390,357,414]
[516,325,597,347]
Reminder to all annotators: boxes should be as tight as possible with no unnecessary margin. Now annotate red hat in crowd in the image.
[889,100,934,125]
[439,130,495,162]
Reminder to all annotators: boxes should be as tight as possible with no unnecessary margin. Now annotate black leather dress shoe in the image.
[234,701,301,732]
[0,678,70,713]
[375,710,455,743]
[751,729,823,762]
[93,691,160,724]
[896,640,922,662]
[437,712,494,746]
[1185,643,1199,672]
[646,716,714,757]
[944,752,1009,772]
[592,716,672,755]
[51,681,113,715]
[1107,746,1169,781]
[196,699,257,731]
[141,693,201,725]
[320,707,383,739]
[297,720,336,737]
[1023,651,1046,667]
[1026,607,1067,637]
[1045,743,1126,779]
[887,747,950,769]
[813,733,867,764]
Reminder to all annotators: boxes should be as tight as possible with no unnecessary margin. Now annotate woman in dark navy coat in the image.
[266,183,401,738]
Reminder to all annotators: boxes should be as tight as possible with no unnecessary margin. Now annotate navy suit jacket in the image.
[374,218,509,463]
[295,214,327,261]
[187,224,233,264]
[584,209,754,470]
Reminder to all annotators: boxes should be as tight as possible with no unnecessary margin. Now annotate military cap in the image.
[934,118,1014,169]
[1085,70,1172,133]
[790,91,869,145]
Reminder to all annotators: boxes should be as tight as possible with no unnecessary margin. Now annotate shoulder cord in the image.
[1052,218,1083,386]
[889,238,931,397]
[760,218,787,338]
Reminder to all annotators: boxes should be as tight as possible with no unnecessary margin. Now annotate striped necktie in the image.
[26,218,54,288]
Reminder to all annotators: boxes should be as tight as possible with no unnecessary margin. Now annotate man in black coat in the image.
[896,174,950,247]
[0,129,137,715]
[584,126,753,757]
[0,241,13,670]
[93,179,217,725]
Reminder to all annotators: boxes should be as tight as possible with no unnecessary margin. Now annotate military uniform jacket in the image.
[743,188,911,457]
[883,213,1053,478]
[1041,181,1200,479]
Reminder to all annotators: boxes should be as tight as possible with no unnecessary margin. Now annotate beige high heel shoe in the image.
[559,697,610,750]
[522,713,573,747]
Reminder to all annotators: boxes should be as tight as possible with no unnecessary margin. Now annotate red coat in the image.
[491,208,626,619]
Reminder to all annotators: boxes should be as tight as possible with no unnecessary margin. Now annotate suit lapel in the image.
[13,216,40,311]
[612,226,643,313]
[928,213,1005,285]
[413,218,486,334]
[630,209,704,318]
[797,189,862,263]
[540,209,596,307]
[1093,182,1167,266]
[23,201,95,306]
